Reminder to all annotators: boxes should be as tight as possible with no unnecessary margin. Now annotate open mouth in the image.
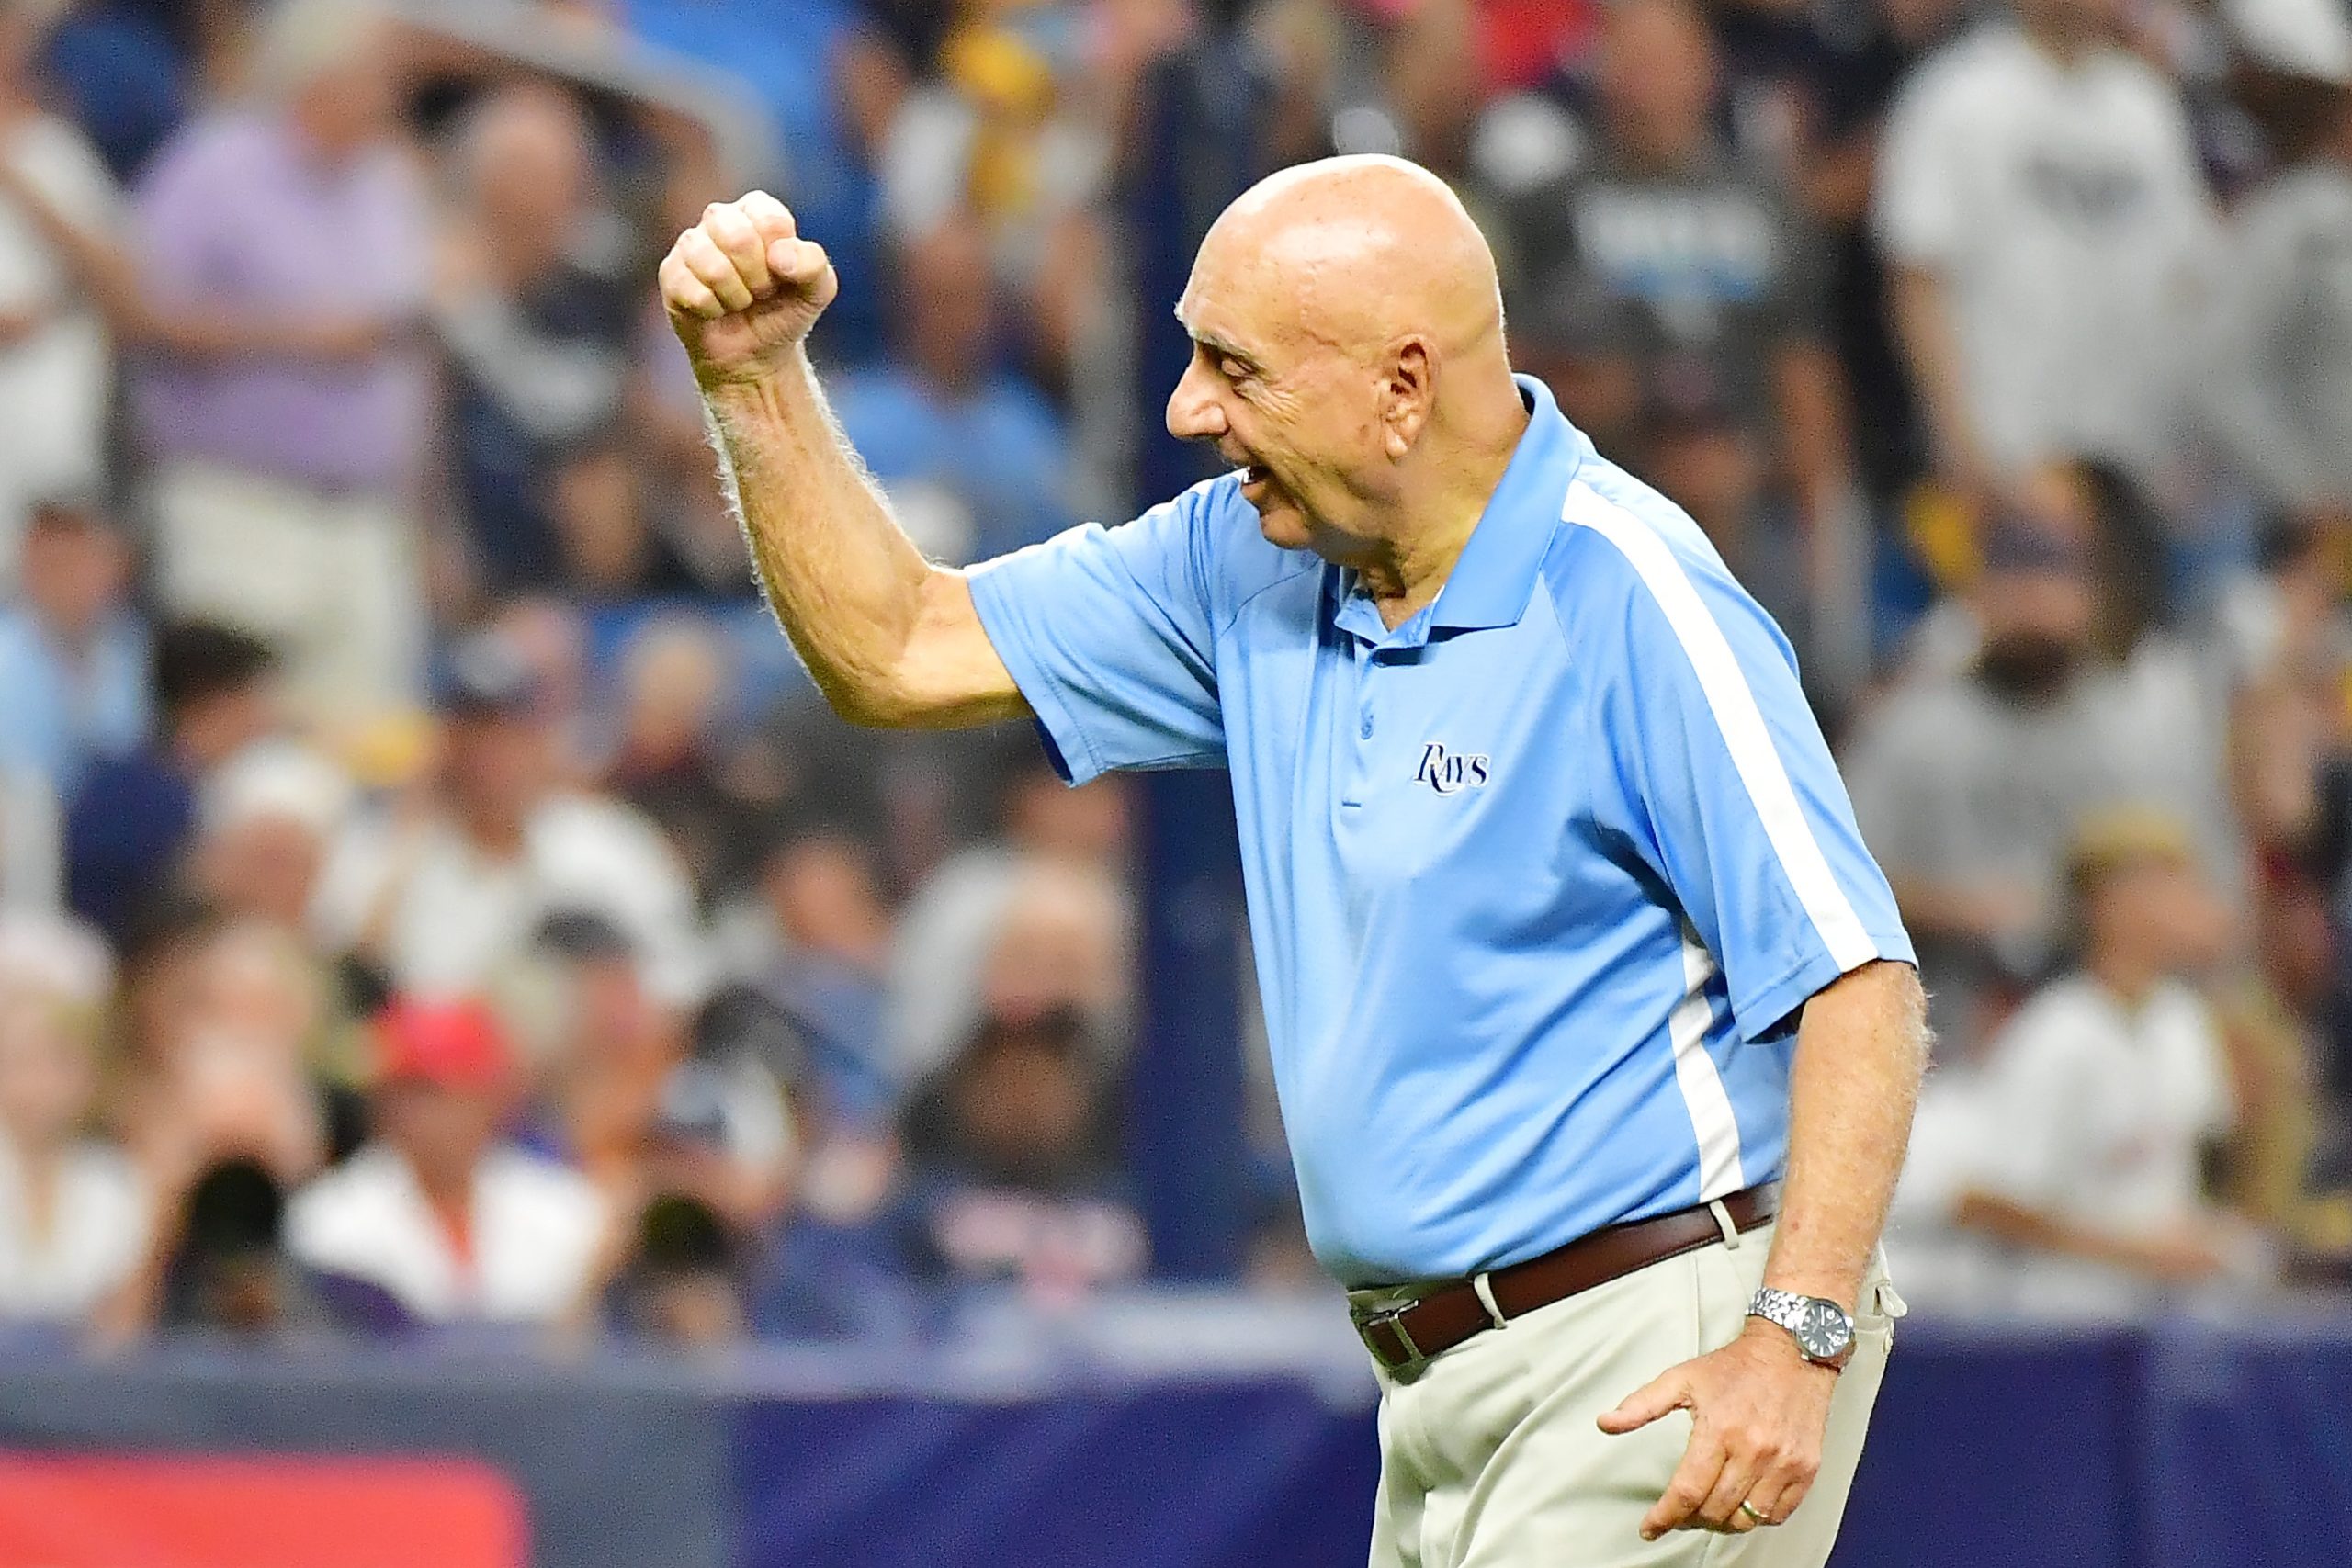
[1239,463,1272,495]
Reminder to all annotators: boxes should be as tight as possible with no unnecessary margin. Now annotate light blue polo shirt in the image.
[967,376,1914,1287]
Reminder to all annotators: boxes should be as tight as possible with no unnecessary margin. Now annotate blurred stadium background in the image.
[0,0,2348,1562]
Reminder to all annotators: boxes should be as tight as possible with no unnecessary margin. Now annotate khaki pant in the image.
[149,460,426,739]
[1359,1220,1900,1568]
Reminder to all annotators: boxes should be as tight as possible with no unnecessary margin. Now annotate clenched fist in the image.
[660,191,837,388]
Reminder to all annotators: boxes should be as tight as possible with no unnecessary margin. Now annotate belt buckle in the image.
[1352,1302,1428,1375]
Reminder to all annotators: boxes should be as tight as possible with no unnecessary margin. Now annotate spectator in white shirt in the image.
[314,626,710,1010]
[1948,807,2265,1283]
[0,4,123,587]
[0,915,143,1327]
[288,996,608,1325]
[1875,0,2217,500]
[886,745,1132,1090]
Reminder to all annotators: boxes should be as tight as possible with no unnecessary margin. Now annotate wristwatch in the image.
[1747,1286,1856,1369]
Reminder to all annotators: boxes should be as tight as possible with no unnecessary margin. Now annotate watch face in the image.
[1795,1300,1852,1360]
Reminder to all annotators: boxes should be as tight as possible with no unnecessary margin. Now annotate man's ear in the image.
[1381,338,1436,459]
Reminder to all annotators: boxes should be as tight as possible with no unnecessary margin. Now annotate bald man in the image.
[662,159,1926,1566]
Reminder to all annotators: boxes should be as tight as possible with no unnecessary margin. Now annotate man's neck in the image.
[1358,392,1532,630]
[2019,15,2100,67]
[33,608,100,659]
[2086,944,2164,1009]
[481,226,560,292]
[404,1152,479,1216]
[1617,130,1712,179]
[461,807,530,860]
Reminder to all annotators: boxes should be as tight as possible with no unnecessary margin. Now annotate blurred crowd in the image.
[5,0,2352,1352]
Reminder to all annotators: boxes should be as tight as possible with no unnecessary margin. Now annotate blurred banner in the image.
[0,1453,526,1568]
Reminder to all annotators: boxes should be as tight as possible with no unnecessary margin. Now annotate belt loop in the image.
[1471,1270,1509,1329]
[1708,1199,1740,1249]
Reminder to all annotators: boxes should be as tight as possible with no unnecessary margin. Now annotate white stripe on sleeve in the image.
[1569,480,1880,972]
[1672,929,1746,1200]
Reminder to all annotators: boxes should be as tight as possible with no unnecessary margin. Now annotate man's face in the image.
[20,515,126,638]
[445,710,549,821]
[181,681,279,769]
[1167,244,1390,554]
[202,817,327,930]
[475,99,589,266]
[903,220,997,394]
[1974,565,2096,702]
[2090,857,2227,975]
[1007,772,1130,864]
[292,25,401,162]
[379,1079,499,1188]
[952,1038,1091,1186]
[0,996,92,1146]
[1599,0,1718,164]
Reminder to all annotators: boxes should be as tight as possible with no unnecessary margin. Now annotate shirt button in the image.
[1360,714,1374,739]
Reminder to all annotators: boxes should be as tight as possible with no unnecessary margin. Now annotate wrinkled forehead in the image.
[1177,215,1381,370]
[1176,228,1296,366]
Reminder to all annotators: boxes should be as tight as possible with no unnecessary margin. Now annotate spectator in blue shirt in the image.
[65,621,277,947]
[0,497,148,798]
[827,213,1078,566]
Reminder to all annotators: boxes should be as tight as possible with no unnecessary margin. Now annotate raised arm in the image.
[659,192,1028,729]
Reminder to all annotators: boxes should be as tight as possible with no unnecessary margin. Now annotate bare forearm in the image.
[1762,959,1928,1311]
[664,192,1025,728]
[35,221,393,361]
[705,351,1013,728]
[1951,1190,2206,1278]
[1887,267,1983,489]
[1773,343,1851,507]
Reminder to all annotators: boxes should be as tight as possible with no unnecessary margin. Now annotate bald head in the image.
[1169,156,1527,563]
[1195,155,1507,367]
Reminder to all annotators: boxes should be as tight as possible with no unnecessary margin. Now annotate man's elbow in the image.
[810,656,1018,732]
[812,666,928,729]
[1814,958,1931,1075]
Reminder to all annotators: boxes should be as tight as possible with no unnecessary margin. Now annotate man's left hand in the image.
[1597,1318,1838,1539]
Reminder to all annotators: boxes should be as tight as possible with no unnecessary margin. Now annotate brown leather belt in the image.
[1351,1181,1781,1375]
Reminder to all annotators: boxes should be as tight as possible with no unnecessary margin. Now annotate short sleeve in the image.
[1579,514,1914,1039]
[1871,60,1968,268]
[134,127,234,303]
[966,482,1227,786]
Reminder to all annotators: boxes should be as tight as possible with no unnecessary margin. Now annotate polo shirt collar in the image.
[1428,374,1581,632]
[1330,375,1582,647]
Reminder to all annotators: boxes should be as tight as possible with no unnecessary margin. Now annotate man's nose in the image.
[1166,360,1227,442]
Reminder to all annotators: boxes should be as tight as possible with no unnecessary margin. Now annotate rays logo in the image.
[1415,742,1492,795]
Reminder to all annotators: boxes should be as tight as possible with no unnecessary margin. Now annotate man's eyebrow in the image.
[1172,308,1262,372]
